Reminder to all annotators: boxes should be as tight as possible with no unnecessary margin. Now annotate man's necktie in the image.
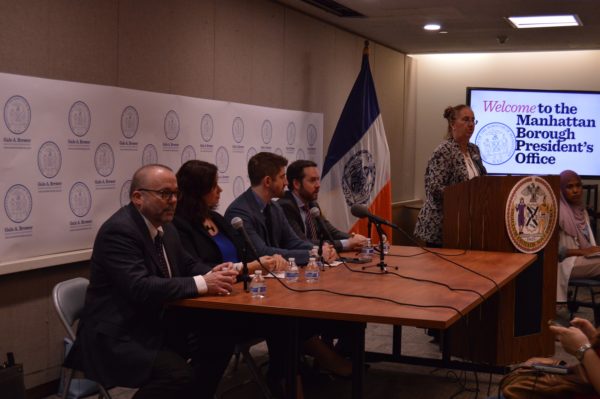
[154,233,171,278]
[303,204,318,241]
[264,203,274,246]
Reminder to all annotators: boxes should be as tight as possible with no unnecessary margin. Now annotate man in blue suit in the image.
[65,164,238,399]
[224,152,336,265]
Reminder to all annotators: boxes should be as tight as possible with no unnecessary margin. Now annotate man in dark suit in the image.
[224,152,337,265]
[279,159,367,252]
[65,164,238,399]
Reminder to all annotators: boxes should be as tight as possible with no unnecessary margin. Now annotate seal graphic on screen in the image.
[181,145,196,164]
[274,148,283,156]
[287,122,296,145]
[233,176,245,198]
[307,124,318,147]
[142,144,158,166]
[342,150,376,207]
[201,113,214,142]
[246,147,257,165]
[94,143,115,177]
[215,146,229,173]
[4,95,31,135]
[68,101,91,137]
[37,141,62,179]
[121,105,139,139]
[69,182,92,218]
[261,120,273,144]
[120,180,132,207]
[232,117,244,143]
[505,176,557,253]
[164,110,180,140]
[475,122,516,165]
[4,184,33,223]
[296,148,306,161]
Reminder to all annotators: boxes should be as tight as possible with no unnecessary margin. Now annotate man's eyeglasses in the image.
[138,188,179,201]
[460,117,478,125]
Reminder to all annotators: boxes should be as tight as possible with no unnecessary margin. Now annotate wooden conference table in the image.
[176,246,537,398]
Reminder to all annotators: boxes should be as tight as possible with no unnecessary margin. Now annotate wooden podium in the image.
[443,175,559,365]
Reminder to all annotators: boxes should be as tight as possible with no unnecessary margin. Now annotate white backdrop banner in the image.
[1,72,323,266]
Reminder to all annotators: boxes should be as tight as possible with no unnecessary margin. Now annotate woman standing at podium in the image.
[414,104,487,247]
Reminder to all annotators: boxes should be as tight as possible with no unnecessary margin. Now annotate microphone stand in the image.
[362,222,397,273]
[240,245,251,292]
[317,234,326,271]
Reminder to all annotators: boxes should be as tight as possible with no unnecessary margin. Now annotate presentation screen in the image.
[467,87,600,178]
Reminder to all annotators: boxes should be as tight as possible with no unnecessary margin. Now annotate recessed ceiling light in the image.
[507,14,581,29]
[424,24,441,31]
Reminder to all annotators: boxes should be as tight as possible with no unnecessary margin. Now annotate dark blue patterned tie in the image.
[154,233,171,278]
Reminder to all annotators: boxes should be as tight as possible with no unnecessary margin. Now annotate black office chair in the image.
[53,277,112,399]
[567,278,600,326]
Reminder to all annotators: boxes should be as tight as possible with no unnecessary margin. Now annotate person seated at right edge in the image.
[278,159,367,253]
[556,169,600,319]
[414,104,486,248]
[500,317,600,399]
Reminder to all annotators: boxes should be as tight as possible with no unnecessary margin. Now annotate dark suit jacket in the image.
[224,188,312,264]
[278,191,350,252]
[172,211,248,266]
[65,203,211,387]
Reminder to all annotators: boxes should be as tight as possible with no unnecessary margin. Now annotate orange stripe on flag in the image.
[349,181,392,243]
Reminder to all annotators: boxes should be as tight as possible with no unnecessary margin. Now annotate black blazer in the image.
[278,191,350,252]
[172,211,249,266]
[65,203,211,388]
[224,188,312,264]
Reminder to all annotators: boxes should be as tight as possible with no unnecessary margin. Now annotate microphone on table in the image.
[231,217,260,291]
[350,204,399,230]
[309,206,337,245]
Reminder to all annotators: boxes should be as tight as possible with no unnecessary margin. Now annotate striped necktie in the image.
[303,204,318,241]
[154,233,171,278]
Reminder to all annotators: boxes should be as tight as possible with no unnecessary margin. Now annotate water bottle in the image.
[285,257,299,283]
[359,238,374,261]
[250,270,266,298]
[304,257,320,283]
[382,234,390,255]
[310,245,324,269]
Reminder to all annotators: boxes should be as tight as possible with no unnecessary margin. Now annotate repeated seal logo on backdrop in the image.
[342,150,376,207]
[38,141,62,179]
[68,101,91,137]
[307,124,318,147]
[181,145,196,164]
[121,106,139,139]
[69,182,92,218]
[164,110,180,140]
[216,146,229,174]
[4,184,33,223]
[296,148,305,161]
[286,122,296,146]
[232,117,244,144]
[261,120,272,145]
[505,176,557,253]
[233,176,245,198]
[94,143,115,177]
[201,114,214,142]
[142,144,158,166]
[4,95,31,134]
[246,147,257,164]
[475,122,516,165]
[120,180,132,208]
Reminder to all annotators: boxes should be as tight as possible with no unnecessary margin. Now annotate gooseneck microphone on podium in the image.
[231,216,258,292]
[350,204,398,272]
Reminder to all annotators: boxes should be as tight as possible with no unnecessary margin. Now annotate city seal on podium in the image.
[4,184,33,223]
[94,143,115,177]
[69,182,92,218]
[505,176,557,253]
[474,122,516,165]
[121,105,139,139]
[164,110,180,140]
[341,150,376,207]
[37,141,62,179]
[68,101,91,137]
[4,95,31,135]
